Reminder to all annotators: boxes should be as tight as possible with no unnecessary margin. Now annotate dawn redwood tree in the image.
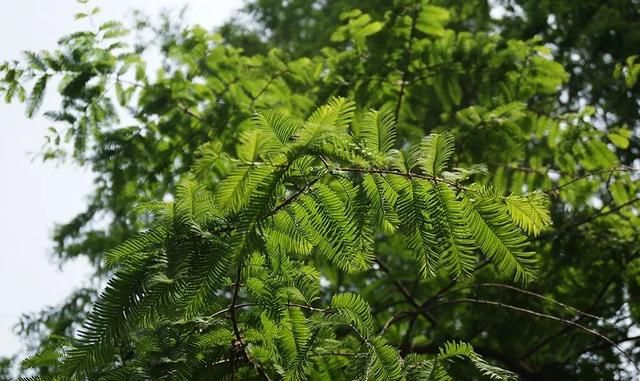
[1,0,639,379]
[225,0,640,144]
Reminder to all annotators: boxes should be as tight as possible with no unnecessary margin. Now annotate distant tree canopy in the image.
[1,0,639,380]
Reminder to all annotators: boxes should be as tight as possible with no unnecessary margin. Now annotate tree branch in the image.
[375,258,438,326]
[429,297,639,371]
[537,196,640,241]
[229,262,273,381]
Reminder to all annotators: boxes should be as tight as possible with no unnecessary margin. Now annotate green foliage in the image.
[406,341,516,381]
[462,191,535,283]
[2,0,640,380]
[14,100,549,380]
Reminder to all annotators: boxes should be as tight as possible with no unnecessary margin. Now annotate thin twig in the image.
[208,303,256,319]
[333,166,469,192]
[577,334,640,356]
[539,197,640,240]
[268,177,322,217]
[249,70,287,111]
[287,303,326,313]
[380,311,413,335]
[440,283,605,321]
[375,258,438,326]
[545,167,637,193]
[518,272,619,360]
[429,297,639,371]
[229,263,273,381]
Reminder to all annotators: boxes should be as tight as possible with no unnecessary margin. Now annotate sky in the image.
[0,0,243,358]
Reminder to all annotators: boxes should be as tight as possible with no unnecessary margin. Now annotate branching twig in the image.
[268,177,322,217]
[440,282,605,321]
[249,70,287,111]
[518,272,619,360]
[539,197,640,240]
[333,166,469,192]
[545,167,638,194]
[229,263,273,381]
[429,297,639,371]
[375,258,438,326]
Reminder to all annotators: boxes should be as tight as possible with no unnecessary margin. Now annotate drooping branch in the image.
[518,272,619,360]
[539,196,640,240]
[439,282,605,321]
[429,297,639,371]
[545,166,638,194]
[229,262,273,381]
[375,258,438,327]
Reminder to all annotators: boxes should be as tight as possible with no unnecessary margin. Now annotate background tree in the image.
[1,0,639,379]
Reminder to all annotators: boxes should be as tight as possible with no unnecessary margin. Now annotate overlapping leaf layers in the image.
[20,99,549,380]
[5,1,639,379]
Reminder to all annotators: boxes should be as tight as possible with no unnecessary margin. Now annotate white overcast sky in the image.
[0,0,243,357]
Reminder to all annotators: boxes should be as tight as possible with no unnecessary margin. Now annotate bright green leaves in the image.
[306,96,356,132]
[608,127,632,149]
[208,97,546,283]
[241,110,302,165]
[428,183,476,279]
[3,0,636,378]
[181,238,233,318]
[291,183,373,273]
[391,132,538,281]
[396,179,440,277]
[362,173,400,234]
[462,193,536,283]
[64,179,235,376]
[25,73,48,117]
[216,165,275,214]
[368,337,405,381]
[262,212,314,269]
[280,307,314,380]
[527,54,568,94]
[614,55,640,88]
[64,258,151,376]
[58,100,550,379]
[253,109,299,147]
[438,341,516,380]
[327,292,375,338]
[406,341,515,381]
[326,294,404,381]
[504,192,551,237]
[415,1,449,37]
[357,109,397,162]
[490,38,568,98]
[244,253,320,313]
[175,176,221,227]
[104,227,167,269]
[243,291,404,381]
[420,133,455,177]
[415,4,450,37]
[580,139,618,171]
[296,97,356,160]
[244,293,406,381]
[237,129,269,163]
[331,9,385,50]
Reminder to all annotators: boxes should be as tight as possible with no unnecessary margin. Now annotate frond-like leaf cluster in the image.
[50,99,549,380]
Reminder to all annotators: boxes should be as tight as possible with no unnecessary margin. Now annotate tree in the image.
[1,0,638,379]
[225,0,640,141]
